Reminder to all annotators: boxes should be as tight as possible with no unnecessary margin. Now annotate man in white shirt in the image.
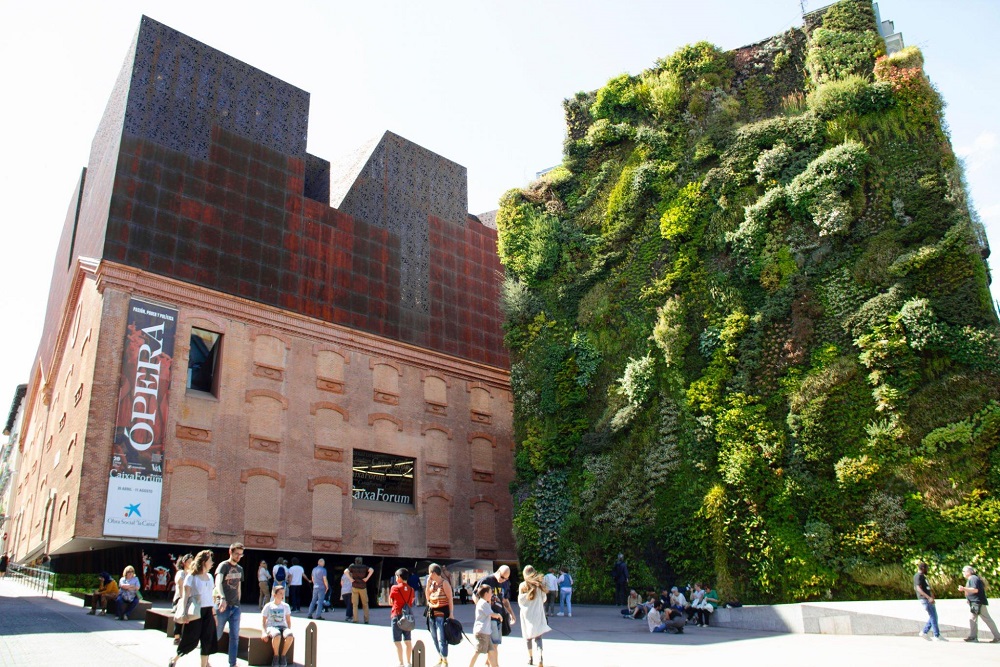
[287,558,305,612]
[543,569,560,617]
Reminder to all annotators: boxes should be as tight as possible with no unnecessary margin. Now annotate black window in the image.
[352,449,415,509]
[187,328,221,395]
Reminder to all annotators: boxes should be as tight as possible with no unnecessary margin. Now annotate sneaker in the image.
[271,659,279,667]
[965,637,979,643]
[87,610,96,615]
[568,613,572,617]
[316,615,325,620]
[556,612,564,617]
[933,636,947,641]
[280,657,288,667]
[918,631,929,639]
[528,658,533,666]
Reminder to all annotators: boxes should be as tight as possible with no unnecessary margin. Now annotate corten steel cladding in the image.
[103,298,178,538]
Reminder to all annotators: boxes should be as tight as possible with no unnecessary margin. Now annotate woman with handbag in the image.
[425,563,455,667]
[389,568,416,667]
[169,550,217,667]
[171,554,193,645]
[518,566,551,667]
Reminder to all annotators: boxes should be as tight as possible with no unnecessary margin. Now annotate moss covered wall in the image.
[498,0,1000,603]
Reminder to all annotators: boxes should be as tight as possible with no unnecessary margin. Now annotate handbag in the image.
[397,603,416,632]
[174,590,200,624]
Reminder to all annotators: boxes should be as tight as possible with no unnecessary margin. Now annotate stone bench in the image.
[239,626,296,667]
[82,592,152,621]
[144,607,176,635]
[143,608,296,664]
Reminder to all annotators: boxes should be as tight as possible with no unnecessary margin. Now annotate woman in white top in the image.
[169,550,217,667]
[518,565,551,667]
[172,554,193,645]
[258,560,272,608]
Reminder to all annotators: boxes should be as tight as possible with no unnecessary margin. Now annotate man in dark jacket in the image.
[611,554,629,607]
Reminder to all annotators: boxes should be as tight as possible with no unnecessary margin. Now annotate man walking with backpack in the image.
[273,559,288,591]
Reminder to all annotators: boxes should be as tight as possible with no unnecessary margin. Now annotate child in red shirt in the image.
[390,568,416,667]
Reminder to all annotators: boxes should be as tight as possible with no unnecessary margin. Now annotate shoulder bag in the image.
[174,586,200,624]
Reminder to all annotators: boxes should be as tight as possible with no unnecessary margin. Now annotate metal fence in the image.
[6,563,54,598]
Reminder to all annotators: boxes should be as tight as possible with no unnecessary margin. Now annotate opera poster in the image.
[103,298,177,538]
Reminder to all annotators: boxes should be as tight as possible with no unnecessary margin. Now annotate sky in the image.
[0,0,998,409]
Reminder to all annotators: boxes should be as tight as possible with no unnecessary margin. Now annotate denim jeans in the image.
[215,604,241,666]
[342,592,353,620]
[559,589,573,616]
[430,614,449,657]
[921,599,939,637]
[308,586,327,617]
[116,594,138,619]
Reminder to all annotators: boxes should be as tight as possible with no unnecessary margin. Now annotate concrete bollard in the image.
[412,639,426,667]
[304,621,317,667]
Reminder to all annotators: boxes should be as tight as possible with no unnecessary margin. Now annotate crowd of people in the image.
[619,582,720,631]
[63,549,999,666]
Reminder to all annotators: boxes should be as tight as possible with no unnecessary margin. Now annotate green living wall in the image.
[499,0,1000,603]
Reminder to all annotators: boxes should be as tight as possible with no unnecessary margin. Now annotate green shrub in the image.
[592,73,650,123]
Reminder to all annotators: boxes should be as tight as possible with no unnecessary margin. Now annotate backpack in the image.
[275,565,286,583]
[443,617,465,645]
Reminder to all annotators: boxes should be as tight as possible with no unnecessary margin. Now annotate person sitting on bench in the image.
[87,572,119,615]
[262,584,294,667]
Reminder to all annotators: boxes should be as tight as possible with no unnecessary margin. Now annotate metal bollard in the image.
[305,621,317,667]
[412,639,426,667]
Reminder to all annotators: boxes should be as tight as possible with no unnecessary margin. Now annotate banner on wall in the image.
[103,298,178,538]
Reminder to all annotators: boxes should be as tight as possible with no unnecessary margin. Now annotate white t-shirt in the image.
[258,566,271,583]
[262,601,291,629]
[647,608,662,632]
[185,572,216,608]
[472,597,493,636]
[543,573,559,592]
[173,569,186,602]
[287,565,304,586]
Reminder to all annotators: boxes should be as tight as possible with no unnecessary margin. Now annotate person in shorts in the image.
[470,584,500,667]
[261,584,294,667]
[389,568,416,667]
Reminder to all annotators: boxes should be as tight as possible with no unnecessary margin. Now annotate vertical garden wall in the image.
[499,0,1000,603]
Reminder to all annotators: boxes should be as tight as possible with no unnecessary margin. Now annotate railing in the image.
[7,563,54,598]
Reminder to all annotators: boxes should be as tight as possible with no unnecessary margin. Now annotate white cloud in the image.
[957,131,999,173]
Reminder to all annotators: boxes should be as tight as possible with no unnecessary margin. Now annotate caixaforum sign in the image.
[103,298,177,538]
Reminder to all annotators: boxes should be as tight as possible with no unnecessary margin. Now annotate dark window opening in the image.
[187,328,221,395]
[352,449,415,510]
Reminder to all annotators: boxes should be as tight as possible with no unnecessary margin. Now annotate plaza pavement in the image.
[0,577,996,667]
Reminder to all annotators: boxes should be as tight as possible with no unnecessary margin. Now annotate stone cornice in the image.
[95,261,510,388]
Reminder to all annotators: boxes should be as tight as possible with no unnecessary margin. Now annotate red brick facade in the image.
[6,16,514,564]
